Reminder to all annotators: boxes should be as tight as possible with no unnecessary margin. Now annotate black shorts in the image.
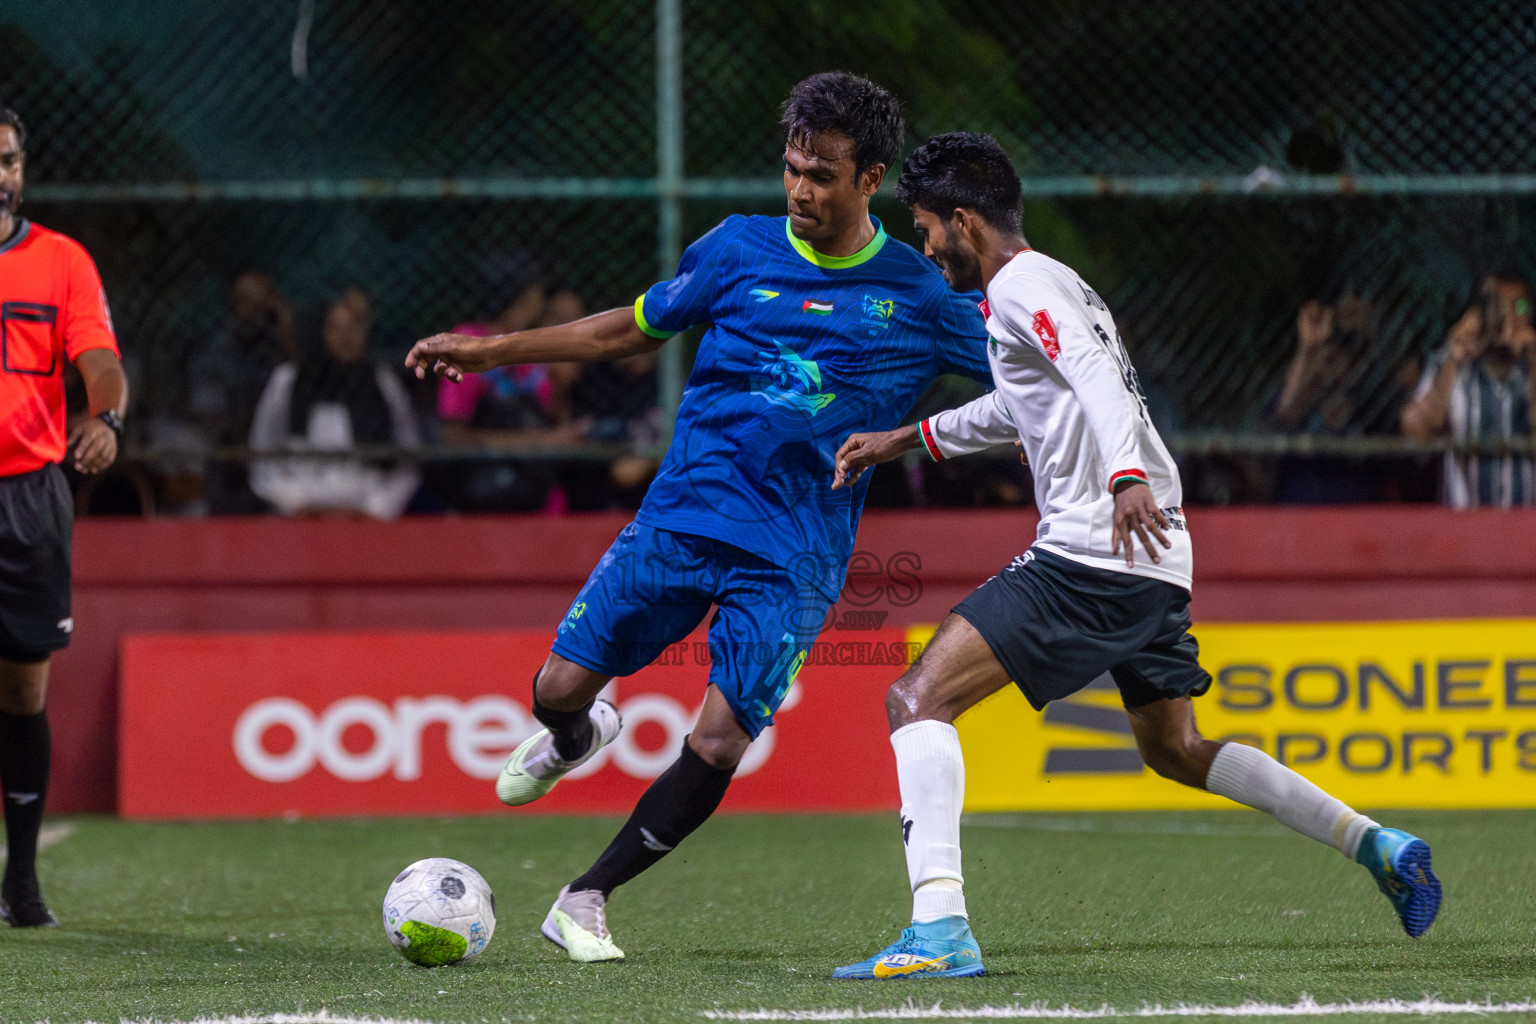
[952,548,1211,711]
[0,464,74,661]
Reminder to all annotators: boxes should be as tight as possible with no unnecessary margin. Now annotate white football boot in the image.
[496,699,621,806]
[541,885,624,962]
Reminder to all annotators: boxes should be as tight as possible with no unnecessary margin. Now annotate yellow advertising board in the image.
[907,619,1536,811]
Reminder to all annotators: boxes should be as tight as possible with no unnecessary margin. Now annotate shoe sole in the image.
[1392,839,1442,938]
[833,963,986,980]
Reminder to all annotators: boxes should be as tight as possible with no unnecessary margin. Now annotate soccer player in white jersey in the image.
[828,133,1441,980]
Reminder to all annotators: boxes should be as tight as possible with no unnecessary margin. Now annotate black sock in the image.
[0,710,49,890]
[531,671,594,761]
[569,738,734,897]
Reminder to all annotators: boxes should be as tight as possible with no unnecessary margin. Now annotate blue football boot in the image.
[833,916,986,979]
[1357,826,1441,937]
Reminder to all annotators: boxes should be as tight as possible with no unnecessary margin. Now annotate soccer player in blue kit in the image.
[406,72,991,962]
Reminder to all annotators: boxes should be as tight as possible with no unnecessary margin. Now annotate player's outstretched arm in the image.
[832,425,921,490]
[1110,480,1171,568]
[406,307,660,382]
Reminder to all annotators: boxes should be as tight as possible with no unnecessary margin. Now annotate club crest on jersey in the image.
[1032,309,1061,361]
[861,295,895,333]
[752,342,836,414]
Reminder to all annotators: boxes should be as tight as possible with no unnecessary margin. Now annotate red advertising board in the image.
[118,630,906,819]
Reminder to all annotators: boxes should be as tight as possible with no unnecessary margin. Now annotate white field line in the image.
[0,820,76,860]
[49,1015,439,1024]
[700,996,1536,1020]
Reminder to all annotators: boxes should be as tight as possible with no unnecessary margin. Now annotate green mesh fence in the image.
[4,0,1535,514]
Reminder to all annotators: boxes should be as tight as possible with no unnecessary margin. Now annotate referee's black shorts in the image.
[0,464,74,662]
[952,547,1211,711]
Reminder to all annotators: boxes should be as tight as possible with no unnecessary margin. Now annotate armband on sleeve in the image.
[919,419,945,461]
[1108,468,1149,493]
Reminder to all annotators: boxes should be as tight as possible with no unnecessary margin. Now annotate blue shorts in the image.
[550,522,832,738]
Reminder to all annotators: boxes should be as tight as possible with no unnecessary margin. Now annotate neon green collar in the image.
[784,215,887,269]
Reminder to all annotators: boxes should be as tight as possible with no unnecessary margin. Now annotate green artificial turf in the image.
[1,810,1531,1023]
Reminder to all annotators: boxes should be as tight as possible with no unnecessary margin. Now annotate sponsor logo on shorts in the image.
[557,603,586,634]
[57,618,73,634]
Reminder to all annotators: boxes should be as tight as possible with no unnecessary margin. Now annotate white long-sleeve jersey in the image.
[918,250,1193,591]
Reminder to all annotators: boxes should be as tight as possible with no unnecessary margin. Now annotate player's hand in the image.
[404,333,500,382]
[68,418,118,474]
[832,426,919,490]
[1110,480,1171,567]
[835,423,915,488]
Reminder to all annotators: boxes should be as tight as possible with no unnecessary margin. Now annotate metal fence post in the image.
[655,0,684,451]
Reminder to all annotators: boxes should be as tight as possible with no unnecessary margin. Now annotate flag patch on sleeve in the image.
[1031,310,1060,361]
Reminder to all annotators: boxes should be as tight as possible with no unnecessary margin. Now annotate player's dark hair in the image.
[897,131,1023,234]
[0,107,25,150]
[780,72,903,177]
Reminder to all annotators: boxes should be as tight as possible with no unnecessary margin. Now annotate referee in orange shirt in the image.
[0,107,128,927]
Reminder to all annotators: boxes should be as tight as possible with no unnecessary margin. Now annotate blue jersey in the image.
[633,214,992,598]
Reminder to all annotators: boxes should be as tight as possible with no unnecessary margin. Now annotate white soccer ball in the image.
[382,857,496,967]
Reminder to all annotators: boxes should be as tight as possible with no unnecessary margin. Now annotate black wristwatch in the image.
[96,410,125,440]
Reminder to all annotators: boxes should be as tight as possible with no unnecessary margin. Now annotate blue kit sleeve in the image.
[634,216,740,338]
[934,287,994,384]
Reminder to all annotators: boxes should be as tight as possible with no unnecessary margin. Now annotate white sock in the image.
[1205,741,1377,859]
[892,720,968,922]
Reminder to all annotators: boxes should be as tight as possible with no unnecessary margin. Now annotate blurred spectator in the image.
[433,281,586,512]
[1273,294,1369,435]
[563,284,663,511]
[1401,275,1536,508]
[1268,284,1416,502]
[248,288,421,519]
[188,271,299,438]
[149,271,301,514]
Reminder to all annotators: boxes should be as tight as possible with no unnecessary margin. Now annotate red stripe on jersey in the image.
[919,418,945,461]
[1031,309,1060,361]
[1108,468,1149,492]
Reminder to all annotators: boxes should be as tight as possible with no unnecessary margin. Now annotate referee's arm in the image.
[68,348,128,474]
